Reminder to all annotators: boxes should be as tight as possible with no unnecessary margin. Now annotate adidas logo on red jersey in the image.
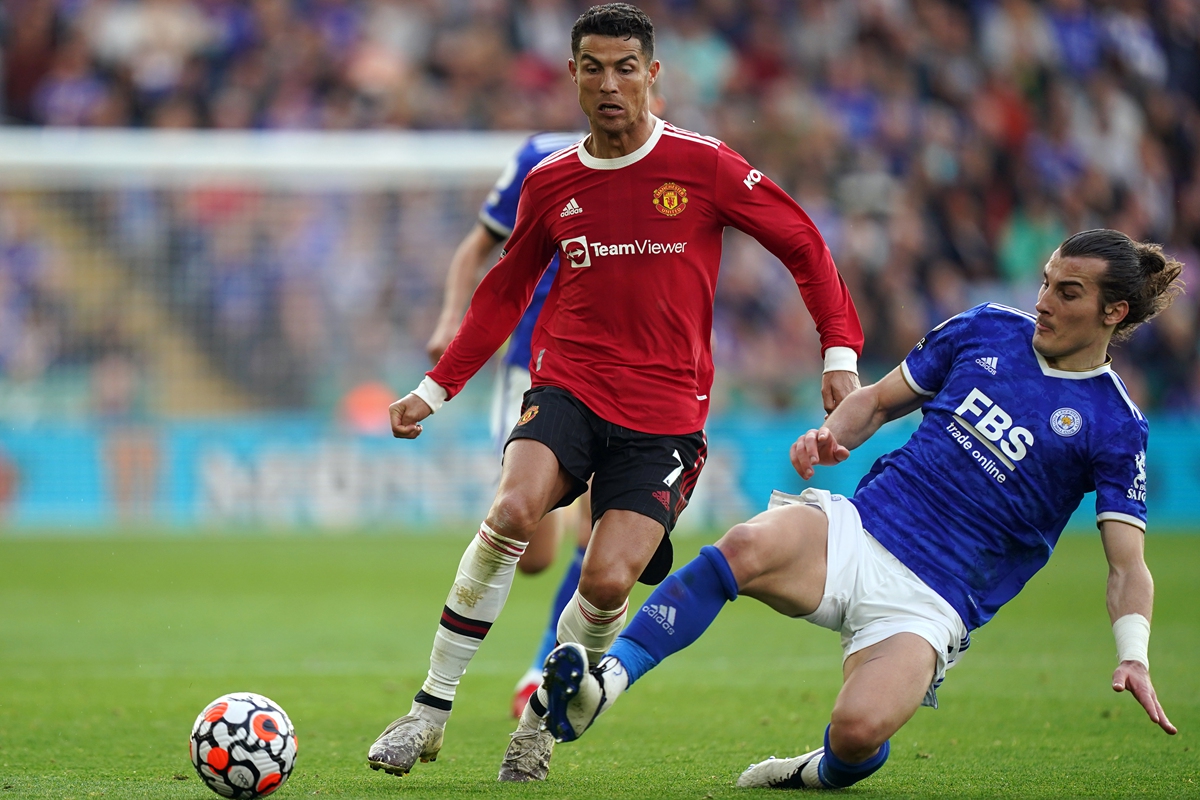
[560,197,583,217]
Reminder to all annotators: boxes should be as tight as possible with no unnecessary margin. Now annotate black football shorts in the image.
[505,386,707,584]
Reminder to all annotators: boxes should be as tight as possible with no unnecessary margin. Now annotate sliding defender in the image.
[547,229,1179,789]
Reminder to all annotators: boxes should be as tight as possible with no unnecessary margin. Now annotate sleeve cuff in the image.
[478,210,512,240]
[822,346,858,375]
[412,376,449,414]
[1097,511,1147,531]
[900,360,935,397]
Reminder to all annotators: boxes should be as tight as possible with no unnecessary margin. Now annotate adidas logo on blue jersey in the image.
[643,603,676,634]
[560,197,583,217]
[976,356,998,375]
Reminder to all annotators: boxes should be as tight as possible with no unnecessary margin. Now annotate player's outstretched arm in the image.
[427,223,504,365]
[792,366,923,480]
[389,394,433,439]
[1101,520,1177,735]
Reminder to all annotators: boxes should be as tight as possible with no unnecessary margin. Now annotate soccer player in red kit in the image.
[368,3,864,784]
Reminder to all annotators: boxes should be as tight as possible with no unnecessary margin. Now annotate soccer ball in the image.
[190,692,298,798]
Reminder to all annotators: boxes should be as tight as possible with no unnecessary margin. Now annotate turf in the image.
[0,531,1196,799]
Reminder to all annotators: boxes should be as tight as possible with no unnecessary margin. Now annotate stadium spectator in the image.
[1,0,1198,415]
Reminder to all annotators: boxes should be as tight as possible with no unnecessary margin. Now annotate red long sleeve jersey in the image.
[429,118,864,435]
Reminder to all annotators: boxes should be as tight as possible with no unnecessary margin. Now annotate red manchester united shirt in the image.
[428,116,863,435]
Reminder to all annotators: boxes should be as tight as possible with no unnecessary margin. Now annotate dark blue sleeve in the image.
[479,138,543,239]
[1094,414,1150,530]
[901,306,984,396]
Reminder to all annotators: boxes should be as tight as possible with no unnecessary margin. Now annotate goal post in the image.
[0,128,531,189]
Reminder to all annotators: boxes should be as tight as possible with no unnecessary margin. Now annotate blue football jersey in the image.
[479,131,583,369]
[852,303,1149,631]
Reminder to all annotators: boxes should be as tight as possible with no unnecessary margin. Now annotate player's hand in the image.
[389,394,433,439]
[1113,660,1176,735]
[426,320,459,366]
[821,370,861,415]
[790,427,850,480]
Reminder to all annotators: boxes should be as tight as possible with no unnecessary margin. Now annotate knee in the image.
[828,708,890,763]
[714,522,769,581]
[577,569,632,611]
[486,492,544,540]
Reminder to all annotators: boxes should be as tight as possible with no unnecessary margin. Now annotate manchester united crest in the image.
[518,405,539,425]
[653,182,689,217]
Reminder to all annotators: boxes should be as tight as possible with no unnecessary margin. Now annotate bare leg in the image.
[369,439,573,776]
[511,491,591,717]
[576,488,593,547]
[518,511,564,574]
[542,503,828,743]
[487,439,576,542]
[719,502,828,616]
[552,508,662,666]
[831,634,937,762]
[579,508,663,608]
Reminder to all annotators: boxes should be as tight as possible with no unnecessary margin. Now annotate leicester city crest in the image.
[1050,407,1082,437]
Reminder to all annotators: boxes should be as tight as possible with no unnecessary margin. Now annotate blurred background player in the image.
[425,129,591,719]
[374,2,863,784]
[544,229,1180,790]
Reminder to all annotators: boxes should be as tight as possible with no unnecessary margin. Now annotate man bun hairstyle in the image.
[1059,228,1185,341]
[572,3,654,61]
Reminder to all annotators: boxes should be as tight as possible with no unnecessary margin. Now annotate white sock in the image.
[419,523,527,706]
[557,590,628,668]
[408,698,451,729]
[518,696,543,731]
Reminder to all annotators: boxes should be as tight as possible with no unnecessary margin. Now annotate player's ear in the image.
[1103,300,1129,328]
[569,58,578,82]
[648,59,660,83]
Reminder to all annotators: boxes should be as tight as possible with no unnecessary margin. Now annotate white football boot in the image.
[543,643,625,742]
[736,747,826,789]
[366,710,445,776]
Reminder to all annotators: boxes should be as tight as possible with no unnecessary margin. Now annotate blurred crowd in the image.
[2,0,1200,415]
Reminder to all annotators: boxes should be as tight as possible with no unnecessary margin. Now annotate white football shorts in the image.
[769,487,969,708]
[489,363,533,457]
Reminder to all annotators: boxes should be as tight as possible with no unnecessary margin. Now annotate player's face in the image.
[1032,253,1124,369]
[570,35,659,137]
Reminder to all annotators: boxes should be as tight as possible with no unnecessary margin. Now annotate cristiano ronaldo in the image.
[369,3,864,783]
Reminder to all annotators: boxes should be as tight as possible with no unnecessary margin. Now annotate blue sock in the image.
[818,724,890,788]
[607,545,738,686]
[531,545,585,671]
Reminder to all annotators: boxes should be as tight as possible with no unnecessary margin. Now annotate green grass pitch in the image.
[1,531,1196,799]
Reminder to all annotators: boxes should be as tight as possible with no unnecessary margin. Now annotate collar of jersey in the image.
[1032,344,1112,379]
[577,116,665,170]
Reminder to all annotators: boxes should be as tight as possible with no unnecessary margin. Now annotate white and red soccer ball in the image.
[190,692,297,798]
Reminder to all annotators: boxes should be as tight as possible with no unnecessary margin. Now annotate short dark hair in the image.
[1058,229,1185,341]
[571,4,654,62]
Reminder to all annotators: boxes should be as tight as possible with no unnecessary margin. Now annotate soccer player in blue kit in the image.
[543,229,1181,790]
[426,130,591,719]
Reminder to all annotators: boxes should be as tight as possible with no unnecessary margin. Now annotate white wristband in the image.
[411,376,448,414]
[822,346,858,375]
[1112,613,1150,669]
